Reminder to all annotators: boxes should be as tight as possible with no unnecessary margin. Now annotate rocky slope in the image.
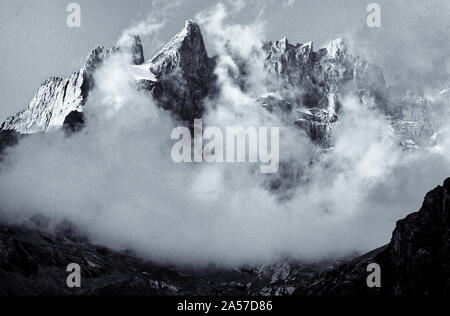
[294,178,450,295]
[1,20,215,133]
[1,178,449,295]
[262,37,387,145]
[2,20,445,148]
[0,36,144,134]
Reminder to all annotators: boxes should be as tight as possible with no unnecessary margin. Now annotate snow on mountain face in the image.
[1,20,448,149]
[261,36,387,145]
[0,74,85,134]
[261,35,450,148]
[0,37,145,135]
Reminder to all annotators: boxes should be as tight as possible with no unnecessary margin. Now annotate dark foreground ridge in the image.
[308,176,450,295]
[1,178,449,296]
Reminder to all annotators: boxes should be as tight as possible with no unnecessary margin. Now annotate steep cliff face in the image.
[0,37,145,135]
[262,37,387,145]
[1,20,443,149]
[0,73,86,134]
[0,20,217,134]
[294,178,450,296]
[385,178,450,294]
[139,20,216,122]
[261,35,449,148]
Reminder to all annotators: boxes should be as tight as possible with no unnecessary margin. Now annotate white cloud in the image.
[1,2,450,268]
[283,0,296,7]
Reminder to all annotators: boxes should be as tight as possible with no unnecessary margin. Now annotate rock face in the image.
[1,178,449,295]
[1,21,215,133]
[389,88,444,148]
[0,37,145,135]
[0,74,87,134]
[295,178,450,295]
[385,178,450,294]
[262,37,386,145]
[1,20,446,149]
[140,20,216,122]
[0,130,20,157]
[260,37,448,148]
[63,111,85,134]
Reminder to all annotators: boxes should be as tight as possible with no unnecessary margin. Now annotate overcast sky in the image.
[1,0,448,122]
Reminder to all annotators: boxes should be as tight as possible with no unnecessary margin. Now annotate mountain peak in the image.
[279,37,289,49]
[143,19,214,122]
[184,19,200,32]
[84,46,116,74]
[323,37,347,59]
[149,20,208,78]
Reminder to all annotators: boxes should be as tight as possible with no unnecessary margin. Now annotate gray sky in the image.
[2,0,445,122]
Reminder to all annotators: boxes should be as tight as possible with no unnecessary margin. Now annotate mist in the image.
[350,0,450,88]
[0,2,450,267]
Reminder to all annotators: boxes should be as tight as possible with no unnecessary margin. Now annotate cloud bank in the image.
[1,2,450,267]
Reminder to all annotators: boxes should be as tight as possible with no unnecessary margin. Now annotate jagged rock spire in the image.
[0,20,387,143]
[145,20,215,122]
[119,34,145,65]
[149,20,209,79]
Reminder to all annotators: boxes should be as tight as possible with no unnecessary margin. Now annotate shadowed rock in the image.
[63,111,85,134]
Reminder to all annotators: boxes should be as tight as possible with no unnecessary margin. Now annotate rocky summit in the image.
[1,20,446,147]
[0,20,450,296]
